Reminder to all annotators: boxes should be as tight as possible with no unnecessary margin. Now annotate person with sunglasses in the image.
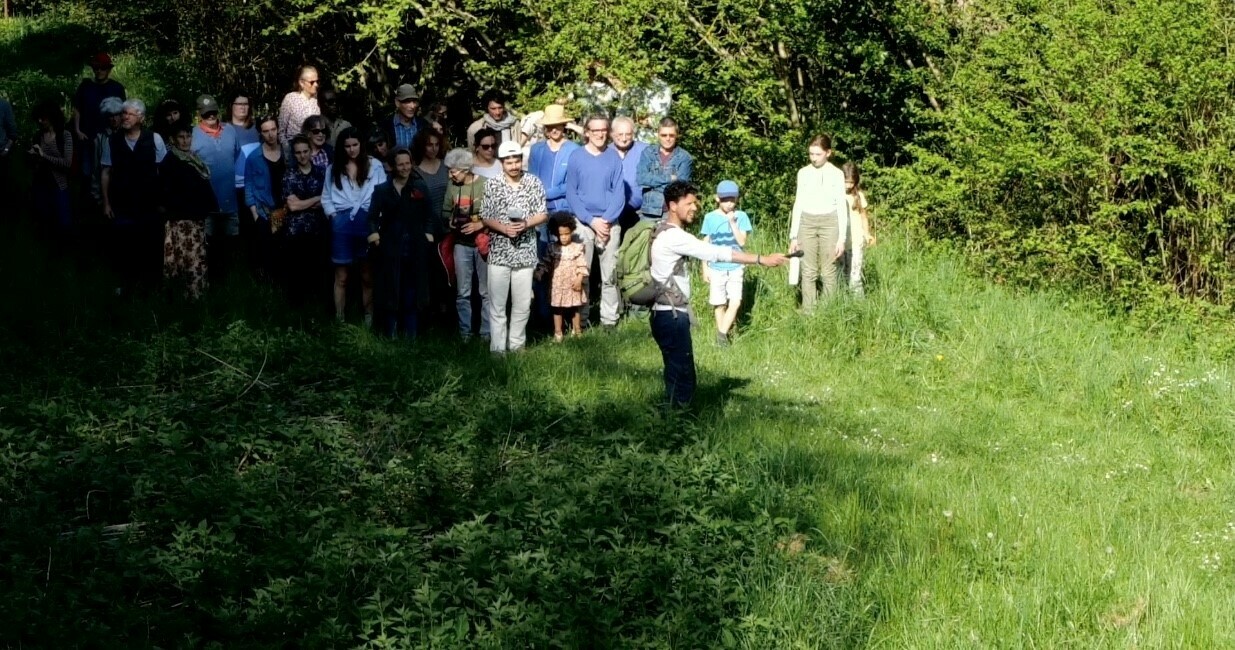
[72,53,126,186]
[319,87,352,144]
[278,65,320,147]
[191,94,243,278]
[470,128,501,179]
[383,84,431,150]
[300,115,333,168]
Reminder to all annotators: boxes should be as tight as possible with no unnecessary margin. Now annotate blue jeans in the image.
[650,309,696,407]
[454,244,490,338]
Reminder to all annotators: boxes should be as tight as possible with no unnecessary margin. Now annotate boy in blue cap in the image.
[700,180,753,346]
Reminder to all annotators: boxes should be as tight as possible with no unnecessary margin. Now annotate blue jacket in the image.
[636,146,693,217]
[527,139,579,213]
[243,145,281,218]
[0,98,17,152]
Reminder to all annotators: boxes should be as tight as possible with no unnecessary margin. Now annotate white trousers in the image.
[488,265,534,353]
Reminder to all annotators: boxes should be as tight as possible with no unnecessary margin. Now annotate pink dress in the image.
[548,241,588,308]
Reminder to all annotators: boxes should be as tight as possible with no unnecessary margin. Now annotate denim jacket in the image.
[636,146,693,218]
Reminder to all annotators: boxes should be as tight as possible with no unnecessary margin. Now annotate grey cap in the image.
[395,84,420,101]
[196,94,220,115]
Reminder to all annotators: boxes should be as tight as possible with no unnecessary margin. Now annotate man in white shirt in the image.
[788,134,848,312]
[649,181,786,407]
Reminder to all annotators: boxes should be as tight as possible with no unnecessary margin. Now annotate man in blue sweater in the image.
[565,114,626,328]
[611,115,648,234]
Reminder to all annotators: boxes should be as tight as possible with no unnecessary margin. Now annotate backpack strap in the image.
[648,222,689,308]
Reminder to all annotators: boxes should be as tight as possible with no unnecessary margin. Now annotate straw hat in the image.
[537,104,574,126]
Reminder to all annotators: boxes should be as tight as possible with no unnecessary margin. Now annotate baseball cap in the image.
[89,53,113,68]
[196,94,220,115]
[497,140,523,159]
[716,180,740,198]
[395,84,420,101]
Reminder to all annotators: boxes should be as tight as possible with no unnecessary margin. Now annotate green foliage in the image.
[895,0,1235,311]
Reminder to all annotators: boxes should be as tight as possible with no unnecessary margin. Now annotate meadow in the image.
[3,212,1233,647]
[3,11,1235,648]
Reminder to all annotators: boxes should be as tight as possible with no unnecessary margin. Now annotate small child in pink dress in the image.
[538,214,589,341]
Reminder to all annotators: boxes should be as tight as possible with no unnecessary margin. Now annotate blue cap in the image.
[716,180,740,198]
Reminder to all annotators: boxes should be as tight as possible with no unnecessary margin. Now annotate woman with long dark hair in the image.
[321,127,387,324]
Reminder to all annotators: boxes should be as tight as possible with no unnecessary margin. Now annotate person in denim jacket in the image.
[635,117,693,221]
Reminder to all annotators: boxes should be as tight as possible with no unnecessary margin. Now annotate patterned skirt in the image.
[164,220,208,299]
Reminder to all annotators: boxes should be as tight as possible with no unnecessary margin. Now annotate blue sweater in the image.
[636,146,693,218]
[528,139,579,213]
[617,141,647,211]
[191,124,241,213]
[565,146,624,225]
[243,146,280,218]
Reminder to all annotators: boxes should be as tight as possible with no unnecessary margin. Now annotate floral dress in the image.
[282,164,327,236]
[548,240,588,308]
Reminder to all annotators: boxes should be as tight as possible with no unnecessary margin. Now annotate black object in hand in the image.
[786,250,805,258]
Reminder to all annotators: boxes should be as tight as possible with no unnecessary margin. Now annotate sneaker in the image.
[716,331,730,347]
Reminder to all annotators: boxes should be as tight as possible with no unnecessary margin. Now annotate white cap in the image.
[497,140,523,159]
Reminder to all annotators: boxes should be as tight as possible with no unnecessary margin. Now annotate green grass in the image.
[3,215,1234,647]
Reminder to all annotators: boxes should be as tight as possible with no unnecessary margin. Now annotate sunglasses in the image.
[478,143,495,150]
[308,128,326,134]
[302,79,320,85]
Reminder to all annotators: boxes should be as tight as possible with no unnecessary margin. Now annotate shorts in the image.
[331,207,371,265]
[206,211,240,237]
[708,267,744,306]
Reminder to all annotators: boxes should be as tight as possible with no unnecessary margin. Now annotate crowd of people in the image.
[2,53,876,406]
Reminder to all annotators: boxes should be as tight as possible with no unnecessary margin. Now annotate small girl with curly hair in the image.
[538,212,589,341]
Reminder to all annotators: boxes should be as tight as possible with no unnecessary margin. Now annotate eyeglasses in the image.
[308,128,326,134]
[398,98,418,104]
[478,143,495,150]
[302,79,319,85]
[233,101,250,106]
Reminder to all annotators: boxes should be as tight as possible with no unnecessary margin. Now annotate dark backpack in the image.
[616,220,687,307]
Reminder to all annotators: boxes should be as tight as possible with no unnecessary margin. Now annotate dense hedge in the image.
[891,0,1235,311]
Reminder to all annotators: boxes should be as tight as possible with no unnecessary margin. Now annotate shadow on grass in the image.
[0,210,908,648]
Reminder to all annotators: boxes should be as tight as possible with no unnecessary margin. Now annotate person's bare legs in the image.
[718,298,741,335]
[553,313,565,341]
[361,261,374,324]
[333,265,349,320]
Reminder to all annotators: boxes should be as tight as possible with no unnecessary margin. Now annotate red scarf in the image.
[198,121,223,139]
